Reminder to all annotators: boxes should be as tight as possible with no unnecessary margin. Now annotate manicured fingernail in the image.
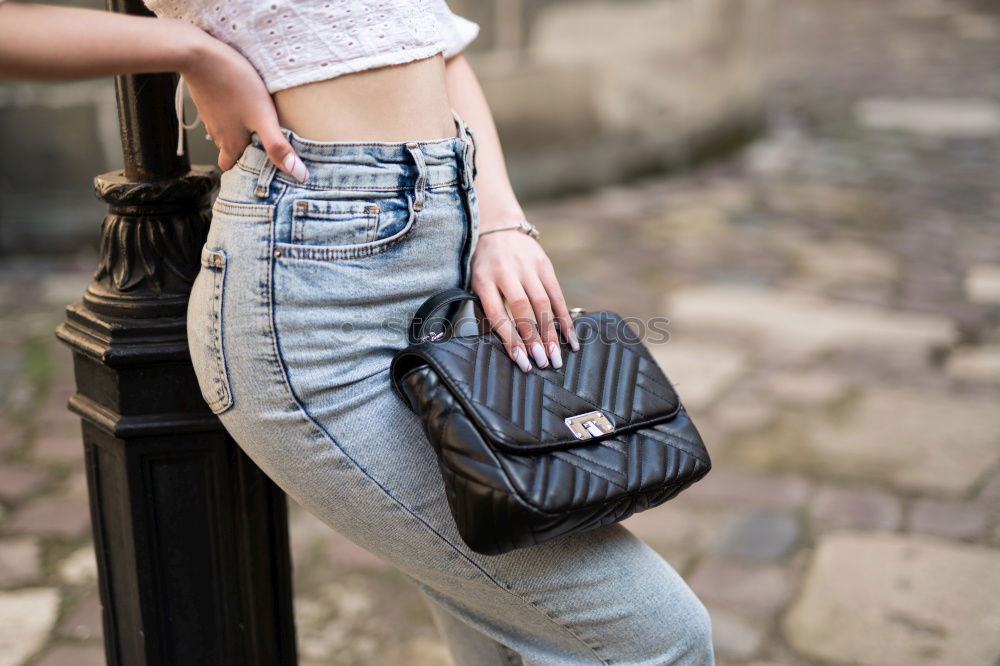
[530,342,549,368]
[511,347,532,373]
[547,341,563,369]
[567,329,580,352]
[283,153,309,183]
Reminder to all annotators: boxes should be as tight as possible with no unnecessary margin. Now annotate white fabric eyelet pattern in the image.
[147,0,480,156]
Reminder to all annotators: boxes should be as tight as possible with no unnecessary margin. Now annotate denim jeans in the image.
[186,109,714,665]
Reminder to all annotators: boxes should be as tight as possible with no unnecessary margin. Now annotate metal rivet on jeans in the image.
[274,249,281,258]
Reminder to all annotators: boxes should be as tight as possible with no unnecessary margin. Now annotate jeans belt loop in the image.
[464,124,478,182]
[450,109,475,190]
[460,139,473,191]
[254,154,278,199]
[405,142,428,210]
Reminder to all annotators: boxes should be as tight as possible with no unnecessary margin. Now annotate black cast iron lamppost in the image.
[54,1,298,663]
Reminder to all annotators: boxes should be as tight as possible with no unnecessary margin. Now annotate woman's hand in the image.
[443,55,579,372]
[470,228,580,373]
[180,26,308,181]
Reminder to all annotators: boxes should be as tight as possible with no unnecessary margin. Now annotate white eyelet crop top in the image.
[144,0,479,93]
[140,0,480,154]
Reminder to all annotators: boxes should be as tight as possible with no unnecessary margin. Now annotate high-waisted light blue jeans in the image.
[186,108,714,665]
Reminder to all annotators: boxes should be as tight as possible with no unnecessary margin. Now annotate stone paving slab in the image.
[783,532,1000,666]
[55,592,102,643]
[688,557,796,616]
[680,469,812,511]
[647,338,750,412]
[709,510,802,562]
[0,588,59,666]
[965,264,1000,304]
[735,386,1000,496]
[57,546,96,586]
[854,97,1000,137]
[708,605,766,661]
[0,464,49,504]
[33,644,105,666]
[946,345,1000,383]
[4,494,91,540]
[665,285,956,361]
[909,499,990,540]
[0,538,42,588]
[808,484,903,532]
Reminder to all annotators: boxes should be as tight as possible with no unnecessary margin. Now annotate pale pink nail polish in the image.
[547,341,563,369]
[511,347,531,373]
[530,342,549,368]
[567,329,580,352]
[283,153,309,183]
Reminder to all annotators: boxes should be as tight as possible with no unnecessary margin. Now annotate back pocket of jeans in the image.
[189,245,234,415]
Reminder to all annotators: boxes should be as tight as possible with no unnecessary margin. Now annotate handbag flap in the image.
[390,311,682,454]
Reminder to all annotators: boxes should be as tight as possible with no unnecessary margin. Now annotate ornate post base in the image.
[55,168,297,665]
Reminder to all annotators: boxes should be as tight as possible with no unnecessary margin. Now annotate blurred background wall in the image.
[0,0,776,253]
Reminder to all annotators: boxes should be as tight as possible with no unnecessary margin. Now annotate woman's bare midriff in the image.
[272,53,457,143]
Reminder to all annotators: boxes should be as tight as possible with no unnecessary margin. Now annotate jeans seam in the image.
[214,198,276,218]
[264,183,297,400]
[207,250,234,413]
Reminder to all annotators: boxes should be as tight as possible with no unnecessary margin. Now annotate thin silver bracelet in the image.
[478,219,540,240]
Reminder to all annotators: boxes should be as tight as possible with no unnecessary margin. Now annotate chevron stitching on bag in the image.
[392,309,712,554]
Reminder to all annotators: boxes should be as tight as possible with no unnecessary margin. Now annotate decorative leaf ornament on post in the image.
[53,0,298,663]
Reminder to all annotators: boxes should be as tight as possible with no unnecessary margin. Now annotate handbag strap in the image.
[408,288,484,344]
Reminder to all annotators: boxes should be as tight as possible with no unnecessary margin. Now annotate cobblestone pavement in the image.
[2,0,999,664]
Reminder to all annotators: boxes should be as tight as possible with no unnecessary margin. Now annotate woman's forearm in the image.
[443,54,526,231]
[0,2,304,180]
[0,2,205,81]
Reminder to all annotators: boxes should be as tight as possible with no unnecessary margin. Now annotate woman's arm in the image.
[444,54,579,372]
[0,1,306,180]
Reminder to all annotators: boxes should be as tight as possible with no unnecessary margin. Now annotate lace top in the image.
[143,0,479,93]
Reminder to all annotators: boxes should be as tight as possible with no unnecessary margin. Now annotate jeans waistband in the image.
[241,108,478,200]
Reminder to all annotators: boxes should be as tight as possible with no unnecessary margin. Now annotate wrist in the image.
[479,210,528,233]
[478,219,540,240]
[174,21,218,78]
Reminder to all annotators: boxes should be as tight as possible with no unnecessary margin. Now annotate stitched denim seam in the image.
[274,178,459,191]
[264,183,298,399]
[235,160,459,190]
[214,198,276,218]
[205,249,233,413]
[291,207,379,244]
[272,241,399,260]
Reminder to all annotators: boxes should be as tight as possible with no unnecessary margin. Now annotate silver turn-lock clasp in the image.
[564,410,614,440]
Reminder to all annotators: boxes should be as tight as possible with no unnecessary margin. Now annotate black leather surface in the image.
[390,300,712,555]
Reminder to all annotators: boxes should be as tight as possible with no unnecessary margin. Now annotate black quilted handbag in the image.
[389,288,711,556]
